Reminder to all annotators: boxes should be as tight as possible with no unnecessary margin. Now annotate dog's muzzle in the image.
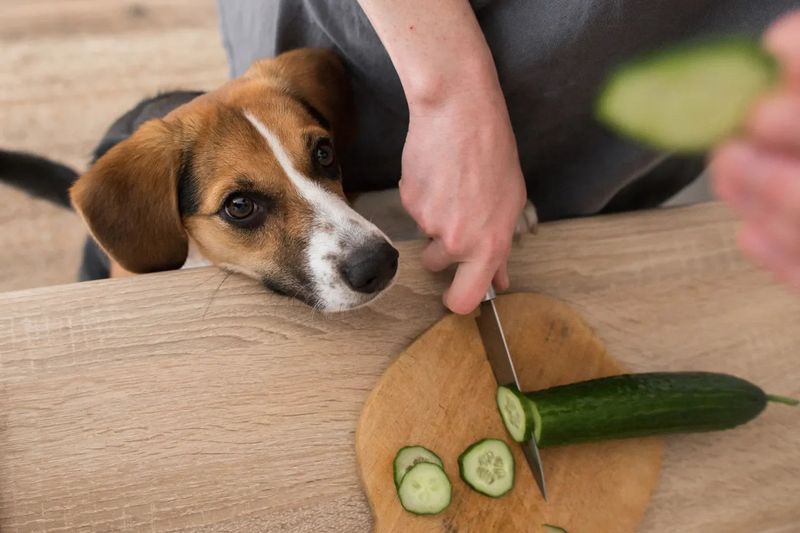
[338,240,399,295]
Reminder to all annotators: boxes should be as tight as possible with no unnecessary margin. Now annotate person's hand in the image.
[710,10,800,291]
[400,85,527,314]
[354,0,529,314]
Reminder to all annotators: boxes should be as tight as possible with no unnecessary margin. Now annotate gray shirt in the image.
[218,0,796,221]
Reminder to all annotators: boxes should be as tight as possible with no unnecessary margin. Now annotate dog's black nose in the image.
[339,241,399,294]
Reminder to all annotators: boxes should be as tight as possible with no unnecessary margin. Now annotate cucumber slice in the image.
[393,445,444,488]
[596,38,777,152]
[496,385,534,443]
[396,462,452,515]
[458,438,515,498]
[543,525,568,533]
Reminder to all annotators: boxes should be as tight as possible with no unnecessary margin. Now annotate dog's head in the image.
[70,49,398,312]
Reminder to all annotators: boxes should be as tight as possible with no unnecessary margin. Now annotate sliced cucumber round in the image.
[396,462,452,515]
[393,445,444,488]
[543,525,568,533]
[496,385,534,443]
[596,38,777,152]
[458,438,515,498]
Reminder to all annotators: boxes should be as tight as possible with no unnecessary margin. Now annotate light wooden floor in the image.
[0,0,227,292]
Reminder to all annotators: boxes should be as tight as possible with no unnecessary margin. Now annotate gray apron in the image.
[217,0,796,221]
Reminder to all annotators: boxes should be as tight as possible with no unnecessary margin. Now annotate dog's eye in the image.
[314,139,335,167]
[224,195,255,220]
[219,190,271,230]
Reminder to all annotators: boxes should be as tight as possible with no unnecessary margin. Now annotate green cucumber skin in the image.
[525,372,768,448]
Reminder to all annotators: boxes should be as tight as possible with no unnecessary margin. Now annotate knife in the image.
[476,285,548,500]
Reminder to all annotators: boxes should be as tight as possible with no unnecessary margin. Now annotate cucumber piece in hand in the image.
[596,38,777,152]
[393,445,444,488]
[458,438,515,497]
[497,372,796,448]
[397,462,452,515]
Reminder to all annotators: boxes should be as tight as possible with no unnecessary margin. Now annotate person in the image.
[217,1,800,313]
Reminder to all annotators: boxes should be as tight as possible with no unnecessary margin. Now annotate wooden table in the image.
[1,203,798,532]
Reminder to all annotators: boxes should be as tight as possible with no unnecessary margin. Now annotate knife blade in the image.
[476,285,548,500]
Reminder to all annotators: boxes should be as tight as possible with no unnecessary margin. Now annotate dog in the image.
[2,48,538,311]
[3,49,403,312]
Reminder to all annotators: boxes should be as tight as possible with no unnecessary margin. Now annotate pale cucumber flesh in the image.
[396,462,452,515]
[392,445,443,488]
[458,438,515,498]
[496,386,530,442]
[597,38,777,152]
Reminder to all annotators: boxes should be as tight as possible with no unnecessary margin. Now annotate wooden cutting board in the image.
[356,293,664,533]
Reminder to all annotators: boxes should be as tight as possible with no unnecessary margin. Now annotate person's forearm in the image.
[357,0,500,107]
[359,0,527,314]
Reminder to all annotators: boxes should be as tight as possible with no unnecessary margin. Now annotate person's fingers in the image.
[709,140,759,211]
[443,258,498,315]
[739,223,800,290]
[764,9,800,90]
[713,141,800,291]
[744,208,800,258]
[747,93,800,153]
[711,142,800,224]
[421,239,455,272]
[492,261,510,291]
[746,152,800,226]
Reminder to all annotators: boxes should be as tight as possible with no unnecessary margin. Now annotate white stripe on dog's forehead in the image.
[245,111,394,311]
[244,112,352,223]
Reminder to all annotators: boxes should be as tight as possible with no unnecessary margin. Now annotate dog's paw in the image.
[514,200,538,239]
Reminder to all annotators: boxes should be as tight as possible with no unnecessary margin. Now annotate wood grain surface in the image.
[0,203,798,532]
[357,293,663,533]
[0,0,227,292]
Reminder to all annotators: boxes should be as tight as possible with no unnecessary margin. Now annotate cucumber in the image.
[497,372,796,448]
[393,445,444,488]
[496,385,534,443]
[543,526,568,533]
[458,438,515,497]
[396,462,452,515]
[596,38,777,152]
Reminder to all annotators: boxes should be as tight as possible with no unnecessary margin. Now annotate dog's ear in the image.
[246,48,355,150]
[70,119,189,273]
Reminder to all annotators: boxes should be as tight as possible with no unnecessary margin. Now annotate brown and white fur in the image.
[3,48,537,311]
[69,48,398,312]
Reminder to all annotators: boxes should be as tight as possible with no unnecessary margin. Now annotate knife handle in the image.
[483,285,497,302]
